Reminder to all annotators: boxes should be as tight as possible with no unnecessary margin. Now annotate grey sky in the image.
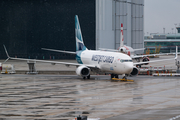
[144,0,180,35]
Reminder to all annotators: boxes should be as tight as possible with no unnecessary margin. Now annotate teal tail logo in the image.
[75,15,87,51]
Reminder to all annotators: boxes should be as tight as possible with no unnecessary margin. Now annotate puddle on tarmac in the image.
[0,114,22,116]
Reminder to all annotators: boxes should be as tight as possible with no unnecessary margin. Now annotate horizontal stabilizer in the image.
[134,48,145,51]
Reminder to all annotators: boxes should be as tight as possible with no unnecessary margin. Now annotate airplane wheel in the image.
[111,74,114,79]
[83,77,86,79]
[115,74,118,78]
[87,75,90,79]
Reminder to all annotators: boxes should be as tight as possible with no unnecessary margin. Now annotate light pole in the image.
[172,28,174,34]
[163,28,165,34]
[174,23,177,34]
[175,23,177,39]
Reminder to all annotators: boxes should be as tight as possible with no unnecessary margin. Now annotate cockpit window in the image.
[120,59,132,62]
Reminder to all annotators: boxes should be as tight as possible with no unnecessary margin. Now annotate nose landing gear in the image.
[111,74,118,79]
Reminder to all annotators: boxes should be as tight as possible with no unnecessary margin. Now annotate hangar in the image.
[0,0,144,59]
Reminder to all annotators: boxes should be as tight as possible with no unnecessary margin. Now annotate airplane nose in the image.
[125,63,133,74]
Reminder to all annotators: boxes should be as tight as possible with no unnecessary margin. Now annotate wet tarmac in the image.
[0,74,180,120]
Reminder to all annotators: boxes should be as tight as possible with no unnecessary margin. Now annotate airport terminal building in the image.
[0,0,144,59]
[144,27,180,53]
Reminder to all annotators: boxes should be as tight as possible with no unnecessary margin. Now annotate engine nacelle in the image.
[130,66,139,76]
[142,57,150,65]
[118,47,126,53]
[76,65,90,77]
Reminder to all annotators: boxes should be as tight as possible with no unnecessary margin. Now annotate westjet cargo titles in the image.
[91,55,114,64]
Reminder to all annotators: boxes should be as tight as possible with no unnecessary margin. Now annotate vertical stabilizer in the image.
[75,15,87,51]
[120,23,124,47]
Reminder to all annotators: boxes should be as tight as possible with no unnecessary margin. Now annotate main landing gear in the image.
[111,74,125,79]
[83,74,90,79]
[111,74,118,79]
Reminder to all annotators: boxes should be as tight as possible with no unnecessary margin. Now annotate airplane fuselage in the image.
[76,50,133,75]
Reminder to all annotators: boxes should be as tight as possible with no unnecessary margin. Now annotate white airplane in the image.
[100,23,145,56]
[3,15,176,79]
[99,23,178,67]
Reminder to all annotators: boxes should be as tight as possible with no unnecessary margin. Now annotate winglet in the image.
[3,45,10,63]
[3,45,10,58]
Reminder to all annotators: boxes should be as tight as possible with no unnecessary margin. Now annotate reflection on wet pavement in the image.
[0,75,180,120]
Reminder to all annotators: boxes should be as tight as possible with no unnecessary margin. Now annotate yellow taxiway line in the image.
[111,78,134,82]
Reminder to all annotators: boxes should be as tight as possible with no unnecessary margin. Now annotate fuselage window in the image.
[120,59,132,62]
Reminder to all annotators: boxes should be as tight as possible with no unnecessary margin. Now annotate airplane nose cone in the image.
[124,63,133,74]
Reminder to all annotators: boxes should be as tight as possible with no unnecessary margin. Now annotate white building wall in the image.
[96,0,144,54]
[96,0,114,49]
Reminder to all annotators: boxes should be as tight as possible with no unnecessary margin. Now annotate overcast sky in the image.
[144,0,180,35]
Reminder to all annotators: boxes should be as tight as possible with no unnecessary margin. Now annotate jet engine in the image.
[121,48,126,53]
[118,47,126,53]
[76,65,90,77]
[130,66,139,76]
[142,57,150,65]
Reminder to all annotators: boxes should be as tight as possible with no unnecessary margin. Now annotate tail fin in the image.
[120,23,124,47]
[75,15,87,51]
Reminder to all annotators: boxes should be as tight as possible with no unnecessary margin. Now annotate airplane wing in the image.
[131,52,178,59]
[133,46,178,65]
[133,58,175,65]
[3,45,98,69]
[8,57,97,68]
[41,48,76,54]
